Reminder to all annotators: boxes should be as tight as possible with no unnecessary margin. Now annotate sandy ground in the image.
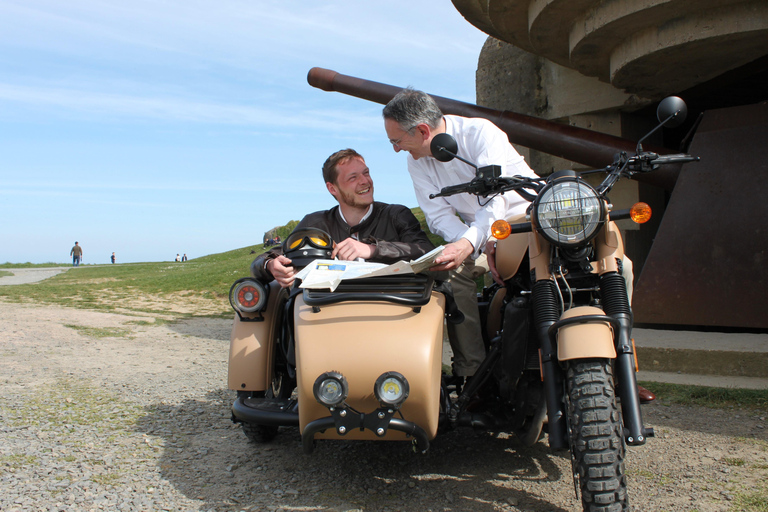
[1,269,767,511]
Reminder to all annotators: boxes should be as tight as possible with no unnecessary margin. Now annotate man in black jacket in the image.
[251,149,435,288]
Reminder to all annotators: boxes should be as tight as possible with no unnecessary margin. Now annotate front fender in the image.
[556,306,616,361]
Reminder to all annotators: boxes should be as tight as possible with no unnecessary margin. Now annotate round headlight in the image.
[533,176,604,247]
[374,372,409,408]
[230,278,268,313]
[313,371,348,407]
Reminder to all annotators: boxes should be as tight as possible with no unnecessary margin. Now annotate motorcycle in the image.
[227,96,698,511]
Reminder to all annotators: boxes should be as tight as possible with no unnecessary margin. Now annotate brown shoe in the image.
[638,385,656,403]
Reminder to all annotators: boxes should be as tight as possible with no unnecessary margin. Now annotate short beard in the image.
[339,189,372,209]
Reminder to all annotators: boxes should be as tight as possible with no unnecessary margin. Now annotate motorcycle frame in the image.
[481,209,651,448]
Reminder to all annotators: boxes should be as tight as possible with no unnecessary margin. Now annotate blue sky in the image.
[1,1,489,264]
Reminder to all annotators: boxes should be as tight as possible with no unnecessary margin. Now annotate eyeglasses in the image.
[388,125,417,147]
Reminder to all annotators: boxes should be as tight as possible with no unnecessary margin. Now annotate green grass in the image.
[0,454,39,473]
[0,208,444,317]
[734,491,768,512]
[638,381,768,411]
[0,243,271,316]
[64,324,133,338]
[411,207,446,247]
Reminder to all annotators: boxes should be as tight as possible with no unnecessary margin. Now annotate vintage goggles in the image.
[283,229,333,252]
[282,228,334,269]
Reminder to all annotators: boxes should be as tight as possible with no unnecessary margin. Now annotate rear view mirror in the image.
[657,96,688,128]
[430,133,458,162]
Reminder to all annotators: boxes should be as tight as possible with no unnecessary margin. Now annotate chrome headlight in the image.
[532,173,605,247]
[374,371,409,408]
[229,278,268,313]
[313,371,348,407]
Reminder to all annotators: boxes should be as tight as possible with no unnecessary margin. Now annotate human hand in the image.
[431,238,474,271]
[267,255,295,288]
[331,238,374,261]
[486,240,504,285]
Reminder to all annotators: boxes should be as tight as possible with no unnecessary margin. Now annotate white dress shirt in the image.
[407,115,538,257]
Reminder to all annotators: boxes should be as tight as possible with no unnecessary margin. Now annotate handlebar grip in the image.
[430,183,469,199]
[652,154,700,165]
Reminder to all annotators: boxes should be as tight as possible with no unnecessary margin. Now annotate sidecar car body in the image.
[228,274,446,451]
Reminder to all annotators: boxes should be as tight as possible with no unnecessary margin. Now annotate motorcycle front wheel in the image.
[565,359,628,512]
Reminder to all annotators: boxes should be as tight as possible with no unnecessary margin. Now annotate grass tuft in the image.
[638,381,768,411]
[64,324,133,338]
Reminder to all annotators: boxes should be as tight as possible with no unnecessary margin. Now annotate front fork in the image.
[532,273,653,448]
[600,272,653,445]
[531,280,568,449]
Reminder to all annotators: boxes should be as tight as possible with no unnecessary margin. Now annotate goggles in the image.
[283,229,333,252]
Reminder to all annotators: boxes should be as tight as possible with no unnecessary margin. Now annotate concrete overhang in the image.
[453,0,768,99]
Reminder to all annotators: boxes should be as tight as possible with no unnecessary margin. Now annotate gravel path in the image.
[1,301,767,512]
[0,267,71,286]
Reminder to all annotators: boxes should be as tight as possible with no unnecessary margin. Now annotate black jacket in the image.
[251,202,435,282]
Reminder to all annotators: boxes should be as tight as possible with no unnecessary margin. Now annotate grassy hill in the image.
[0,207,443,318]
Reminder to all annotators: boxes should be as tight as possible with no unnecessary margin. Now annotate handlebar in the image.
[429,175,543,200]
[430,151,698,201]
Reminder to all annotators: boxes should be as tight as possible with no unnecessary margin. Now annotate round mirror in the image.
[430,133,458,162]
[656,96,688,128]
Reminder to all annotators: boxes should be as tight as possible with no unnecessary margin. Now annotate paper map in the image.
[294,245,445,291]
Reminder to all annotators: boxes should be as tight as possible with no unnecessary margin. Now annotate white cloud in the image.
[0,81,381,131]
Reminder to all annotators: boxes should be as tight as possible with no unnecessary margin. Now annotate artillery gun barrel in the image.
[308,67,680,190]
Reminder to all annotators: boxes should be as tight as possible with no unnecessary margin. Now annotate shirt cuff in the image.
[461,226,484,259]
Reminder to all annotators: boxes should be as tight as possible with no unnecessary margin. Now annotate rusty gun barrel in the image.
[308,67,679,189]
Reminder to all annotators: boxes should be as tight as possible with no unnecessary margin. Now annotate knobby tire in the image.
[566,359,628,512]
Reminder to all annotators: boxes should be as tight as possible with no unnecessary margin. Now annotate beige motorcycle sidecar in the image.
[228,275,446,450]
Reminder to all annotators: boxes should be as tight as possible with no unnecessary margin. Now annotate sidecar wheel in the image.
[237,373,295,445]
[566,359,628,512]
[241,421,279,444]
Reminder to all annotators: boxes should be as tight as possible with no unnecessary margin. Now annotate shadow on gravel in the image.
[167,316,231,341]
[135,389,575,512]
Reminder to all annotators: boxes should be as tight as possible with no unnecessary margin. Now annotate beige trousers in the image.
[437,254,490,377]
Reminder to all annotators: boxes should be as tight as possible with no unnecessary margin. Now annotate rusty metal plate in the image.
[633,101,768,329]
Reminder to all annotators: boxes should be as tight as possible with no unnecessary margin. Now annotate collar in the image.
[339,204,374,237]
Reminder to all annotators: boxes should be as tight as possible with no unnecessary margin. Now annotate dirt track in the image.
[1,301,767,512]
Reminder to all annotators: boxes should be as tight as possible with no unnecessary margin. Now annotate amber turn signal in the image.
[629,202,652,224]
[491,220,512,240]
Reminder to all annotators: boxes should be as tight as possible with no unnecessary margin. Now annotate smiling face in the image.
[326,156,374,209]
[384,118,432,160]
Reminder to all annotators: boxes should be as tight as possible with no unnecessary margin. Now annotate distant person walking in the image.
[175,254,181,262]
[181,254,188,262]
[111,252,116,264]
[70,242,83,267]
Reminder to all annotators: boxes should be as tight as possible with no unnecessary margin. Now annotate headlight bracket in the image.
[328,406,398,437]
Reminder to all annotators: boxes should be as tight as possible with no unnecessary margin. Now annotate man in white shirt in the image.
[382,88,656,403]
[383,88,539,377]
